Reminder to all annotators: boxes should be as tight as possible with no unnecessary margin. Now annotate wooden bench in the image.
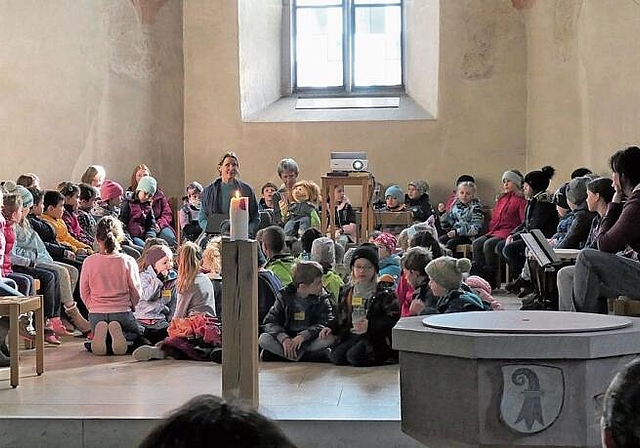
[608,296,640,316]
[0,296,44,388]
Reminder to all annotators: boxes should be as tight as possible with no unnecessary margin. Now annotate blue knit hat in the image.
[385,185,405,204]
[2,181,33,208]
[136,176,157,195]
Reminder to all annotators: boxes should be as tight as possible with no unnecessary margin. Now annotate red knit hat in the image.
[374,232,397,255]
[100,179,124,202]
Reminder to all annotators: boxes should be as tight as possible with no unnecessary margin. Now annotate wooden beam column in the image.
[221,239,259,407]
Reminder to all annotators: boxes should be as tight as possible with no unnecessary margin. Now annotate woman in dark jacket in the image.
[197,152,260,238]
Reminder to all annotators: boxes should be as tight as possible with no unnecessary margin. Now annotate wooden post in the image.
[221,239,259,407]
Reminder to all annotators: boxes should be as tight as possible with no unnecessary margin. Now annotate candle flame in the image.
[235,190,240,198]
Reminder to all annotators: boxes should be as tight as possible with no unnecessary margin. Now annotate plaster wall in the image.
[525,0,640,188]
[184,0,527,205]
[0,0,184,196]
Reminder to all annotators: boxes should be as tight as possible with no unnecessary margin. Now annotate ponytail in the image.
[95,216,123,254]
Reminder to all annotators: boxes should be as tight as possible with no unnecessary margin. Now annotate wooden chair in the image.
[23,278,40,351]
[450,207,493,261]
[374,210,413,237]
[0,296,45,388]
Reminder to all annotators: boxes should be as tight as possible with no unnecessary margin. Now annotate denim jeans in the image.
[472,235,504,270]
[158,226,177,247]
[89,311,140,342]
[573,249,640,312]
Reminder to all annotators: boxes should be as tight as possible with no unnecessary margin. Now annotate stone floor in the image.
[0,292,521,448]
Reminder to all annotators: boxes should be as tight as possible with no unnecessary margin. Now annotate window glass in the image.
[295,7,343,88]
[354,5,401,86]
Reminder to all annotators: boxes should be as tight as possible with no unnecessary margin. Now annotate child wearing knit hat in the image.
[94,179,124,220]
[310,237,344,307]
[405,180,433,222]
[502,166,559,295]
[121,176,159,247]
[425,257,488,313]
[383,185,406,212]
[470,170,526,289]
[134,244,176,344]
[323,244,400,367]
[373,232,401,284]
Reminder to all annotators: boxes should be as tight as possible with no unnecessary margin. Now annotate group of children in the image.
[4,152,626,368]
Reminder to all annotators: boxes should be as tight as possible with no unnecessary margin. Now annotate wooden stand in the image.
[321,173,374,243]
[221,239,259,407]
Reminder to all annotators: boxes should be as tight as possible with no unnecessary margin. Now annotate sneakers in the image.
[108,321,128,356]
[49,317,74,336]
[132,344,166,361]
[44,328,61,345]
[18,315,35,341]
[91,321,109,355]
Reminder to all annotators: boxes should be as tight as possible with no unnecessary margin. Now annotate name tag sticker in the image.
[294,311,306,321]
[352,296,363,307]
[162,289,172,298]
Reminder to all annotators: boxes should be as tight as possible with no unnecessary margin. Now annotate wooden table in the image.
[321,173,374,243]
[0,296,44,388]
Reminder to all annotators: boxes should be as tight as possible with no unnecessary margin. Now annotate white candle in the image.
[230,192,249,241]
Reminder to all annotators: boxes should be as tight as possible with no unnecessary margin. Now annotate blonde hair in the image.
[202,236,222,276]
[177,242,202,294]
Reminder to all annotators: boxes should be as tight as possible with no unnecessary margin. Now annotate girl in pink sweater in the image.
[80,215,142,355]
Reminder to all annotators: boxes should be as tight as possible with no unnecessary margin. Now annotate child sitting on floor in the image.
[134,244,176,344]
[324,245,400,367]
[120,176,158,247]
[80,216,142,355]
[310,237,344,308]
[373,232,402,284]
[259,260,335,362]
[179,181,203,243]
[425,256,489,314]
[132,242,220,362]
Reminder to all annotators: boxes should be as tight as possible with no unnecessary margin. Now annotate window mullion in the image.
[344,0,352,94]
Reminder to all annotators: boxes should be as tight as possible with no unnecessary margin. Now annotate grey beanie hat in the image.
[502,170,523,188]
[566,175,595,206]
[3,181,33,208]
[425,256,471,291]
[311,237,336,269]
[408,180,430,196]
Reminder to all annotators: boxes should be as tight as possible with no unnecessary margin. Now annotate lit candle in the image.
[230,191,249,241]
